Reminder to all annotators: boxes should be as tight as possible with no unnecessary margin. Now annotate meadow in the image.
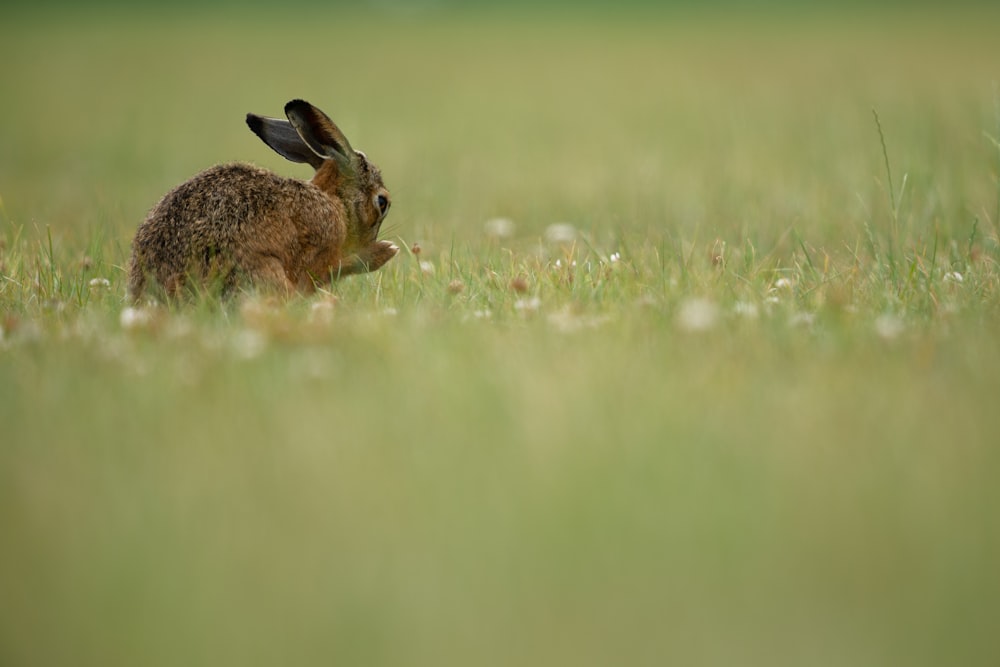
[2,4,1000,666]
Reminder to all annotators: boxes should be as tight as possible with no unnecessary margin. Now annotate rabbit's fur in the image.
[127,99,397,300]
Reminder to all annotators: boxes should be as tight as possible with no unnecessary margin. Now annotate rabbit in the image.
[127,99,398,300]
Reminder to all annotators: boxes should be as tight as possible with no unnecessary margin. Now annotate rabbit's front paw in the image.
[336,241,399,277]
[364,240,399,271]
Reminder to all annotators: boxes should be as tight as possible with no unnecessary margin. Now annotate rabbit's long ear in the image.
[246,114,325,170]
[284,99,356,175]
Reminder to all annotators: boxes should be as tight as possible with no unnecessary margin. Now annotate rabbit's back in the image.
[128,163,341,297]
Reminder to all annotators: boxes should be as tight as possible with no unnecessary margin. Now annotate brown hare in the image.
[127,99,397,300]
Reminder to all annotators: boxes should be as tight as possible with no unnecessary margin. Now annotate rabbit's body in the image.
[128,163,345,296]
[127,100,397,300]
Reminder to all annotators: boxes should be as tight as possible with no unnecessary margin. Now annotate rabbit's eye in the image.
[376,194,390,216]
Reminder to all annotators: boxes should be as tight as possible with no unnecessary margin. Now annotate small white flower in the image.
[552,258,577,271]
[544,223,577,244]
[547,308,612,334]
[514,297,541,313]
[772,277,794,290]
[634,295,658,308]
[18,320,45,343]
[943,271,963,284]
[309,299,336,325]
[875,314,905,340]
[88,277,111,289]
[788,312,816,328]
[484,217,515,239]
[733,301,759,319]
[609,252,621,263]
[547,308,581,334]
[295,351,331,381]
[676,298,719,332]
[233,329,266,360]
[165,317,194,340]
[419,261,435,276]
[120,307,153,331]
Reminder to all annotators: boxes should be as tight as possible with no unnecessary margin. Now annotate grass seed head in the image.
[710,239,725,267]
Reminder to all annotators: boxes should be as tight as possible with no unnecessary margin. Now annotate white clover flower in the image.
[733,301,759,319]
[547,308,612,334]
[165,316,194,340]
[943,271,963,284]
[634,295,658,308]
[20,320,45,343]
[772,277,794,290]
[462,309,494,324]
[88,277,111,290]
[547,308,581,334]
[788,312,816,328]
[676,298,719,332]
[514,297,542,313]
[311,299,336,314]
[484,217,515,239]
[544,223,577,244]
[610,252,621,263]
[309,299,336,325]
[120,307,153,331]
[233,329,266,360]
[875,314,905,340]
[420,261,435,276]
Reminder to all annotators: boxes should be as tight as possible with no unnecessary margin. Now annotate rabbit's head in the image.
[246,99,391,255]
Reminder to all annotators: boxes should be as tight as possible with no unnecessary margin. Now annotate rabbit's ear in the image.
[246,113,325,170]
[284,100,356,174]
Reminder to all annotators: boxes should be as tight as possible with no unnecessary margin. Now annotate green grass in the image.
[2,6,1000,667]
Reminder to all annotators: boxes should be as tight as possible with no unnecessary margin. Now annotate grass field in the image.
[2,4,1000,666]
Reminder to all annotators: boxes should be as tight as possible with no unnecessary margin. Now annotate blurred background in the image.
[2,0,998,255]
[2,2,999,667]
